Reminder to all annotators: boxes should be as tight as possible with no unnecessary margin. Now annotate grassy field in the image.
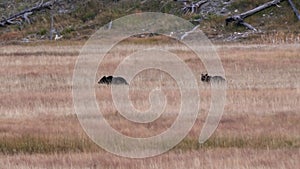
[0,40,299,168]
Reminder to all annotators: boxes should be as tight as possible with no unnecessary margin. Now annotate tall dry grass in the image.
[0,148,299,169]
[0,41,299,168]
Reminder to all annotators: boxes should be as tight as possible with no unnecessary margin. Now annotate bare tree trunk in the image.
[287,0,300,20]
[226,0,283,31]
[238,0,282,19]
[50,9,54,40]
[175,0,208,14]
[0,0,55,27]
[108,20,112,30]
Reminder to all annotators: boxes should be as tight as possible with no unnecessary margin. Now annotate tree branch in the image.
[240,0,282,19]
[175,0,208,14]
[287,0,300,20]
[226,0,283,31]
[0,0,55,27]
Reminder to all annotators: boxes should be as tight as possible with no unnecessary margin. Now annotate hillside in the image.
[0,0,300,43]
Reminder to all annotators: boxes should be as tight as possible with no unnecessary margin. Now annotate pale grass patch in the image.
[1,148,299,169]
[0,43,299,168]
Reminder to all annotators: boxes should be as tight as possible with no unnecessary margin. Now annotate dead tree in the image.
[0,0,56,27]
[226,0,300,31]
[174,0,208,14]
[50,8,54,40]
[288,0,300,20]
[0,0,73,40]
[226,0,283,31]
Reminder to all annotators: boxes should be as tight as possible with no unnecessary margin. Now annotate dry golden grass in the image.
[0,41,299,168]
[1,148,300,169]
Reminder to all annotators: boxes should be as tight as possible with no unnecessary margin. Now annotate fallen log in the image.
[288,0,300,20]
[174,0,208,14]
[226,0,283,31]
[0,0,55,27]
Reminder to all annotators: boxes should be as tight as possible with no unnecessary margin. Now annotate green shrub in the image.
[38,28,48,36]
[81,11,97,22]
[62,27,75,35]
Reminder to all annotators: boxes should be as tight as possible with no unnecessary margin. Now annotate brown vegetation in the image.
[0,41,299,168]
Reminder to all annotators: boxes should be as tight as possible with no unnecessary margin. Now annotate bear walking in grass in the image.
[98,76,128,85]
[201,73,225,83]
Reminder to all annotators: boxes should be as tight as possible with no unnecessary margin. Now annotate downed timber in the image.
[184,0,208,14]
[0,0,55,27]
[226,0,283,31]
[287,0,300,20]
[174,0,208,14]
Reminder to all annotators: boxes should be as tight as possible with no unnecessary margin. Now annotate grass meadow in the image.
[0,40,299,169]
